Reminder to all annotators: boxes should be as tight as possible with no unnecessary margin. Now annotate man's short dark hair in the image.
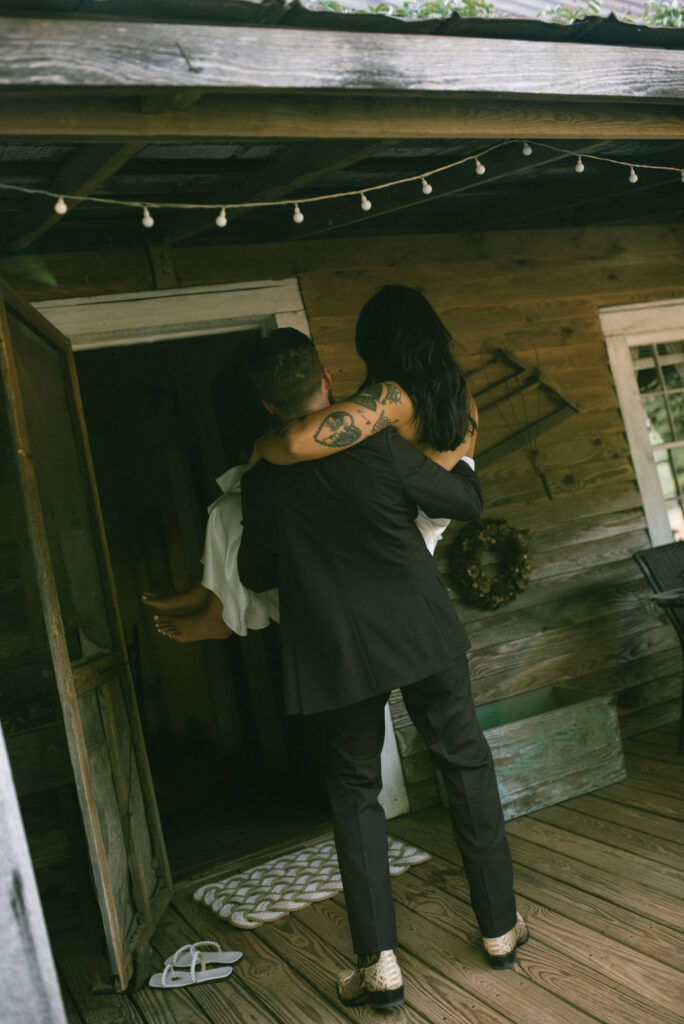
[244,327,323,419]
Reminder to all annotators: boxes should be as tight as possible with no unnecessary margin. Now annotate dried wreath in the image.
[450,518,531,610]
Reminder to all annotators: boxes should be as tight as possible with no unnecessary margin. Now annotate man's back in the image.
[239,429,482,714]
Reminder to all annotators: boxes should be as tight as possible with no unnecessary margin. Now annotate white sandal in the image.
[149,949,233,988]
[164,940,243,969]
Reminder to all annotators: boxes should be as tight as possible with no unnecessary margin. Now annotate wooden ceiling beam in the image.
[0,94,682,142]
[160,140,393,246]
[1,19,684,102]
[5,142,143,253]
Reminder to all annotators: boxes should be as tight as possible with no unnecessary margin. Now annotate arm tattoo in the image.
[371,409,393,434]
[314,411,363,448]
[350,382,383,412]
[382,382,402,406]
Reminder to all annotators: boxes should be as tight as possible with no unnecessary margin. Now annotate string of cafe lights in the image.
[1,138,683,229]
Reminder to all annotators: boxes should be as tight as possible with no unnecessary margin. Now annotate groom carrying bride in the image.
[238,315,527,1010]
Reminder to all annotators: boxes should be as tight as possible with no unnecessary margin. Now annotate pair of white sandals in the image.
[149,940,243,989]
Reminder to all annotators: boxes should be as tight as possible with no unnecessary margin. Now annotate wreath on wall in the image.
[450,518,531,610]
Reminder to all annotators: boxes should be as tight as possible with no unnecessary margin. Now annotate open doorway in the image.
[73,326,330,881]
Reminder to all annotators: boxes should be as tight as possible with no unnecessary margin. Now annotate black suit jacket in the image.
[238,429,483,715]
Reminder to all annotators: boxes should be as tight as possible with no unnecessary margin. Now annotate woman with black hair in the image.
[146,286,477,639]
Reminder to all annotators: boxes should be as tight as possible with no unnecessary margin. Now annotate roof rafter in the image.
[5,142,144,253]
[161,140,394,246]
[286,141,607,242]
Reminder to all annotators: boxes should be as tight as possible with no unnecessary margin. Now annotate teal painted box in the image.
[434,687,626,820]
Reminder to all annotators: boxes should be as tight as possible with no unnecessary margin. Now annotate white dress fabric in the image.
[202,458,472,634]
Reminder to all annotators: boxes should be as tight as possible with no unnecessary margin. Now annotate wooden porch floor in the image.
[56,724,684,1024]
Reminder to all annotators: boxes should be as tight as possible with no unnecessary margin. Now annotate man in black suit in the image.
[238,328,526,1009]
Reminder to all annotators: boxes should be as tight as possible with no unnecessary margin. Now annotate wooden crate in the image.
[437,686,627,820]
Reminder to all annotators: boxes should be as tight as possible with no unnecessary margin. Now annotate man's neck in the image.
[280,393,332,423]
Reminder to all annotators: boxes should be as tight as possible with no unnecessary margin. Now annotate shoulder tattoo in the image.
[314,411,363,448]
[350,382,383,412]
[382,383,402,406]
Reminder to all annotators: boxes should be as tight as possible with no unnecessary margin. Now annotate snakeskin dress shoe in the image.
[337,950,405,1009]
[482,912,529,969]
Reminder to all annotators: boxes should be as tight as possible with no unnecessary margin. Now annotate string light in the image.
[1,141,682,229]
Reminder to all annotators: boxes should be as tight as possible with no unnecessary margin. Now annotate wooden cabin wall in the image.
[4,222,684,735]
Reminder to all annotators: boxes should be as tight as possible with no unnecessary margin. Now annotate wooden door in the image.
[0,281,172,991]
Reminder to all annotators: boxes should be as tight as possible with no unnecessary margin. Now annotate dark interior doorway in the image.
[74,330,329,880]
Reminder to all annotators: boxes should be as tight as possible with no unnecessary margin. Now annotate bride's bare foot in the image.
[142,580,209,616]
[154,591,232,643]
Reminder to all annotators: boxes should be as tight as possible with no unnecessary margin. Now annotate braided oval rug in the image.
[193,835,430,929]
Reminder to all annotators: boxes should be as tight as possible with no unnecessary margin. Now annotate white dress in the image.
[201,466,452,634]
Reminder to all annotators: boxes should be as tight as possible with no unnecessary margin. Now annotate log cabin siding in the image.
[4,223,684,731]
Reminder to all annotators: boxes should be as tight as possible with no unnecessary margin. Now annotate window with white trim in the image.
[601,299,684,547]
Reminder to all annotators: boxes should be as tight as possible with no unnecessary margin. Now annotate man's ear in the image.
[261,397,277,416]
[322,367,333,393]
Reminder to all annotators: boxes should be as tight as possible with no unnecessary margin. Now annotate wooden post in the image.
[0,720,68,1024]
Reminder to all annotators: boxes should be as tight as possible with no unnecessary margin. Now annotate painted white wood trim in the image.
[599,299,684,338]
[604,333,673,546]
[35,280,306,350]
[0,723,67,1024]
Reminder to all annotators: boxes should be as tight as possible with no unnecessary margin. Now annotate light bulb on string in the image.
[215,207,228,228]
[292,203,304,224]
[421,177,433,195]
[360,192,372,212]
[522,142,532,156]
[54,196,68,215]
[474,158,486,176]
[628,166,638,184]
[142,206,154,228]
[575,156,585,174]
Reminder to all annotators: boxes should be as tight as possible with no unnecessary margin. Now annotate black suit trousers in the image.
[320,656,517,954]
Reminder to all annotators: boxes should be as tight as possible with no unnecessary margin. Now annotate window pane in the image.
[669,392,684,441]
[643,394,673,443]
[655,449,677,498]
[633,344,654,361]
[637,366,661,394]
[672,448,684,494]
[658,341,684,358]
[662,360,684,391]
[666,499,684,541]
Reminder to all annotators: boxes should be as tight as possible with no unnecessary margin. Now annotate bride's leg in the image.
[154,590,232,643]
[142,580,210,616]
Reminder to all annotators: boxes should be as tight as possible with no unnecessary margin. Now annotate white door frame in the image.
[600,297,684,547]
[34,279,310,349]
[34,279,410,819]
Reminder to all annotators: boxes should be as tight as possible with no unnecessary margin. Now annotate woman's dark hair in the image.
[355,285,474,451]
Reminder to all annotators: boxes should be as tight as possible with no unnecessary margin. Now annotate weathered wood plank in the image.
[0,722,68,1024]
[1,21,683,100]
[393,809,684,967]
[530,804,684,869]
[558,794,684,845]
[597,779,684,820]
[393,857,684,1024]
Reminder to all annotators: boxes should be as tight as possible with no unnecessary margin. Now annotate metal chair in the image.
[633,542,684,754]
